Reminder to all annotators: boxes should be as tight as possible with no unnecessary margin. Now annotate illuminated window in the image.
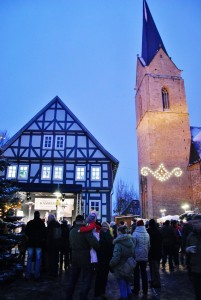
[41,166,52,180]
[43,135,52,149]
[55,136,65,149]
[53,166,63,180]
[162,87,170,110]
[76,166,86,180]
[7,165,17,179]
[18,165,29,180]
[91,166,101,181]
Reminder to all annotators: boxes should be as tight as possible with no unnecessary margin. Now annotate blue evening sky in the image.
[0,0,201,195]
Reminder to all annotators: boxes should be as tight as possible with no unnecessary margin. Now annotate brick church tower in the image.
[135,0,193,219]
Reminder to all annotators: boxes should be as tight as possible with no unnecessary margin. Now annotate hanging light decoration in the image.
[141,163,182,182]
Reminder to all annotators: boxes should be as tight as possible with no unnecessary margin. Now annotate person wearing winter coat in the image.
[59,220,70,271]
[160,220,176,271]
[79,211,101,268]
[147,219,162,289]
[185,222,201,300]
[109,225,135,300]
[25,211,46,280]
[94,222,113,299]
[171,220,182,269]
[132,219,150,297]
[65,214,99,300]
[181,219,193,272]
[46,213,61,277]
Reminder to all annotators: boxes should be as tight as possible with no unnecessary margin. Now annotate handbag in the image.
[118,256,136,278]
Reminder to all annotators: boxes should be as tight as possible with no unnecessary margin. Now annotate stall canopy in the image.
[157,215,179,223]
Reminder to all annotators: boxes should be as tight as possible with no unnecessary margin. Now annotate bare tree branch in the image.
[113,178,138,215]
[0,130,10,148]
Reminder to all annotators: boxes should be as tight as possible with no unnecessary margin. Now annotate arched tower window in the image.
[162,87,170,110]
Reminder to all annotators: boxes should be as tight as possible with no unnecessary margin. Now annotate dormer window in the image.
[162,87,170,110]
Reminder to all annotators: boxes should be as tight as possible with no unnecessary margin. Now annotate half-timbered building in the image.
[0,96,119,223]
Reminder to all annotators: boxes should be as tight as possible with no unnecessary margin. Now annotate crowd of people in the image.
[18,211,201,300]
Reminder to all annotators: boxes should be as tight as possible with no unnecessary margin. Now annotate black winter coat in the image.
[147,227,162,260]
[25,217,46,248]
[160,224,176,247]
[69,223,99,268]
[97,229,113,267]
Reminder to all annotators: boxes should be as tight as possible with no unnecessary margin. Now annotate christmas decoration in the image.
[141,163,182,182]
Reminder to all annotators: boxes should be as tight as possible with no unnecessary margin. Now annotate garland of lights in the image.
[141,163,182,182]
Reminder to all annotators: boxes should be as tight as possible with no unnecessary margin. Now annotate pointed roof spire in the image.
[142,0,168,65]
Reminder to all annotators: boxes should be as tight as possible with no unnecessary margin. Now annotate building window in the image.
[162,87,170,110]
[43,135,53,149]
[53,166,63,180]
[7,165,17,179]
[91,166,101,181]
[41,166,52,180]
[55,136,65,149]
[18,165,29,180]
[76,166,86,180]
[89,200,101,219]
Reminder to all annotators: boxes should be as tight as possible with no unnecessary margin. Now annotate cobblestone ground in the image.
[0,265,194,300]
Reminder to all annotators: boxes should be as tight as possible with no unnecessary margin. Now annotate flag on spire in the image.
[142,0,168,65]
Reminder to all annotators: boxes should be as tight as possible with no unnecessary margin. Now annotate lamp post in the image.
[160,209,166,217]
[181,204,190,213]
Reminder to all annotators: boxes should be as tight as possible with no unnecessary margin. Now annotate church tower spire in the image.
[142,0,168,65]
[135,1,193,219]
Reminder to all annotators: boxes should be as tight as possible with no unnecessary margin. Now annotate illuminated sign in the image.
[35,198,56,210]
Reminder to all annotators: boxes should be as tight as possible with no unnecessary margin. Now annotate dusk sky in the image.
[1,1,201,195]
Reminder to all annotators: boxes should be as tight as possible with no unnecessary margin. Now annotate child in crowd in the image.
[79,211,101,267]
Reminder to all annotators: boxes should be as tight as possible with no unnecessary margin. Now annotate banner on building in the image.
[35,198,56,210]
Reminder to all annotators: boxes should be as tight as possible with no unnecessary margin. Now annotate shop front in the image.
[16,182,82,224]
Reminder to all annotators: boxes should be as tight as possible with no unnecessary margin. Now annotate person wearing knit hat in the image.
[137,219,144,227]
[86,211,97,223]
[132,219,150,296]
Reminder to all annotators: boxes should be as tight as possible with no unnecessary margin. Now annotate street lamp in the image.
[181,204,190,213]
[160,209,166,217]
